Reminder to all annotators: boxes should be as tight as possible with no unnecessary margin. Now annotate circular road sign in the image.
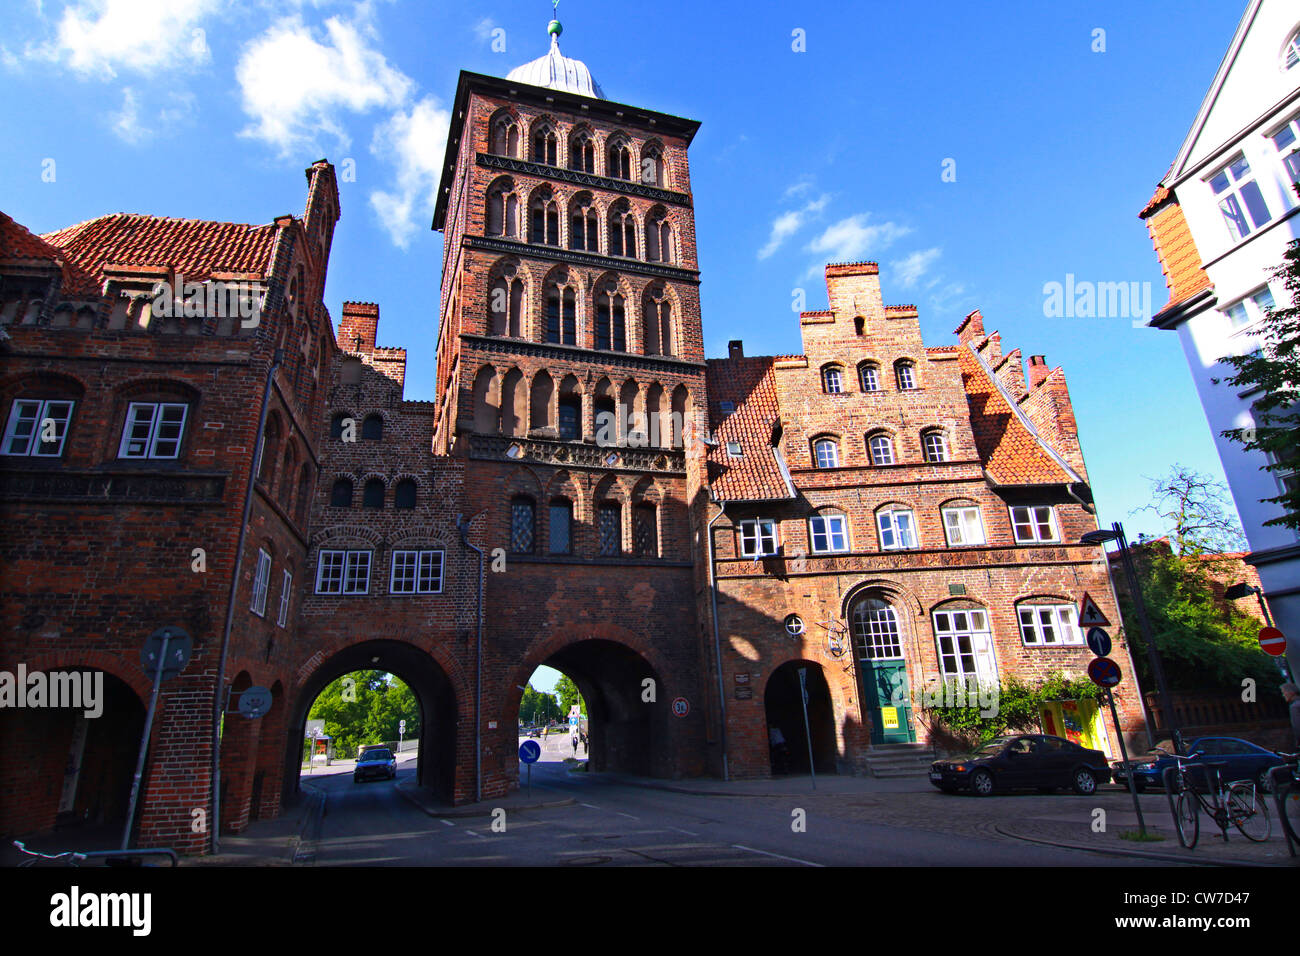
[671,697,690,718]
[237,686,272,718]
[518,739,541,764]
[1085,627,1112,658]
[141,626,192,681]
[1258,627,1287,657]
[1087,657,1122,688]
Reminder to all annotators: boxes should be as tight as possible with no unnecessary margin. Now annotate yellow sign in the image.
[880,707,899,729]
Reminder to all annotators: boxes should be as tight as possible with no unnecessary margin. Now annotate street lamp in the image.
[1223,582,1273,627]
[1081,522,1184,754]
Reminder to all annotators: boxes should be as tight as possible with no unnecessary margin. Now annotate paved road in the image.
[307,757,1172,867]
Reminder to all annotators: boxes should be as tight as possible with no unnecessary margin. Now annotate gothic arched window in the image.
[595,282,627,352]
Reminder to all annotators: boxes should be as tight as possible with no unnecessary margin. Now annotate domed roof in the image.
[505,20,605,100]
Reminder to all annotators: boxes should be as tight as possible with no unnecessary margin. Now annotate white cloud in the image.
[107,87,199,144]
[369,96,450,249]
[110,87,144,143]
[236,12,413,156]
[891,247,942,288]
[783,178,814,199]
[803,214,911,277]
[474,17,497,41]
[32,0,219,78]
[758,193,829,260]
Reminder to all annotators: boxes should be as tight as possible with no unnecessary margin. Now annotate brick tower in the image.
[429,14,711,791]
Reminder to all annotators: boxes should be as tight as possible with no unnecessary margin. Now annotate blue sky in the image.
[0,0,1251,578]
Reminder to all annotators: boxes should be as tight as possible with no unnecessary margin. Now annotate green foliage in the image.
[554,674,586,717]
[518,683,561,725]
[1216,237,1300,533]
[919,673,1104,749]
[307,670,420,757]
[1117,552,1278,692]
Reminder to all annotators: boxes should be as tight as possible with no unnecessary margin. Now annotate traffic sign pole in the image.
[1107,687,1147,838]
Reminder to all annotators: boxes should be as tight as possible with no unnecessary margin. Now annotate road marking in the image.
[732,844,823,867]
[464,829,486,838]
[580,803,600,810]
[616,812,639,820]
[439,819,455,827]
[669,826,698,837]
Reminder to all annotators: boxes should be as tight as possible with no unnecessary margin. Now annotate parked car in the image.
[354,746,397,783]
[527,727,543,738]
[930,734,1112,796]
[1111,736,1286,793]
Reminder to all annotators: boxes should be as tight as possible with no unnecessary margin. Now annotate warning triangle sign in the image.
[1078,592,1110,628]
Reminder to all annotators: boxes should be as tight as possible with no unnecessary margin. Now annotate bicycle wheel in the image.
[1227,783,1271,842]
[1280,784,1300,850]
[1174,790,1200,849]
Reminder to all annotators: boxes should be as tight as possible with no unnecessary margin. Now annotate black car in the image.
[930,734,1113,796]
[354,747,397,783]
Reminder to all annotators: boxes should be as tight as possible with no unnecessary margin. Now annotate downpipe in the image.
[706,499,729,781]
[458,515,485,803]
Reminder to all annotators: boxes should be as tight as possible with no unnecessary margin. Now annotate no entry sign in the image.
[1258,627,1287,657]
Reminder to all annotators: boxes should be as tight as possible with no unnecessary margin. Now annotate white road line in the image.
[616,812,639,820]
[439,819,455,827]
[580,803,600,810]
[465,829,486,838]
[669,826,698,837]
[732,844,823,867]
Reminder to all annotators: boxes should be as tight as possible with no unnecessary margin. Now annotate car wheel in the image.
[1072,768,1097,795]
[1258,769,1276,795]
[970,769,995,797]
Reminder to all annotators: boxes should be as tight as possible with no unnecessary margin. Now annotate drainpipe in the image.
[458,515,485,803]
[211,347,283,855]
[1066,481,1094,514]
[706,499,729,781]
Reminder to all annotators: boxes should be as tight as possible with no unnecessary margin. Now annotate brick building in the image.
[1,17,1148,853]
[700,265,1148,777]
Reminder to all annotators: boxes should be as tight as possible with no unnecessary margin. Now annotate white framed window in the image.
[1,398,74,457]
[852,598,903,660]
[813,438,839,469]
[859,364,880,392]
[942,505,986,546]
[809,514,849,553]
[1225,287,1275,330]
[1270,113,1300,189]
[877,508,918,550]
[1283,28,1300,71]
[277,570,292,627]
[250,548,271,616]
[315,549,371,594]
[895,361,917,390]
[739,518,778,558]
[1207,155,1272,241]
[1017,603,1083,646]
[933,609,998,683]
[868,434,895,466]
[922,431,948,463]
[118,402,188,459]
[822,367,844,394]
[390,549,445,594]
[1009,505,1059,543]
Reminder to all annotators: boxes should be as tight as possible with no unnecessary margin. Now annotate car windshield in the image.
[973,739,1011,756]
[361,749,391,761]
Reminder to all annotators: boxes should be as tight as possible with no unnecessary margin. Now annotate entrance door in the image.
[852,598,915,744]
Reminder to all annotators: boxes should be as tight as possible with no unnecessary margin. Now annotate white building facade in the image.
[1140,0,1300,679]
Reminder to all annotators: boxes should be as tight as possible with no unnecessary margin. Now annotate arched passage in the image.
[764,660,837,776]
[517,639,666,778]
[283,640,459,805]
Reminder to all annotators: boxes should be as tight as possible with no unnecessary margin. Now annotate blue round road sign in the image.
[1087,656,1122,688]
[1085,627,1112,658]
[518,739,541,764]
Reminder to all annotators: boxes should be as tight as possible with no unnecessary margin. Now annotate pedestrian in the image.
[769,725,789,774]
[580,731,588,755]
[571,734,578,755]
[1283,683,1300,748]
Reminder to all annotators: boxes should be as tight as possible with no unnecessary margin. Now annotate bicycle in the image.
[1268,752,1300,857]
[12,839,179,867]
[1155,749,1271,849]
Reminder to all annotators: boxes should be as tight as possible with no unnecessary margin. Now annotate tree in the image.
[554,674,586,717]
[1217,237,1300,532]
[308,671,419,757]
[1136,465,1246,556]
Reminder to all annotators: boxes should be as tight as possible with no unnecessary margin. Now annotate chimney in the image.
[728,340,744,359]
[340,301,379,353]
[954,309,985,345]
[1028,354,1049,388]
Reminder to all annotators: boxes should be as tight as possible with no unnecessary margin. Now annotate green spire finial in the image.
[548,0,562,39]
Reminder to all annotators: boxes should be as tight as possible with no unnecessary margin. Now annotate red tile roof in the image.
[0,211,64,263]
[705,356,794,502]
[1143,197,1212,320]
[958,346,1076,486]
[38,213,281,296]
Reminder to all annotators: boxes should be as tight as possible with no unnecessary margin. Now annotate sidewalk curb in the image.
[395,781,576,818]
[288,784,326,865]
[992,825,1286,867]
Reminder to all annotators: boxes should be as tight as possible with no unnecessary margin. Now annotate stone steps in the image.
[864,743,937,778]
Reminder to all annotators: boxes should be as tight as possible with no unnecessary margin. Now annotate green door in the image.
[852,598,916,744]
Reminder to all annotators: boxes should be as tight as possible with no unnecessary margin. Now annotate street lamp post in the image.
[1081,521,1184,754]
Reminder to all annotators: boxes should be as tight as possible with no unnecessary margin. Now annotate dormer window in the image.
[718,401,735,414]
[726,441,743,457]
